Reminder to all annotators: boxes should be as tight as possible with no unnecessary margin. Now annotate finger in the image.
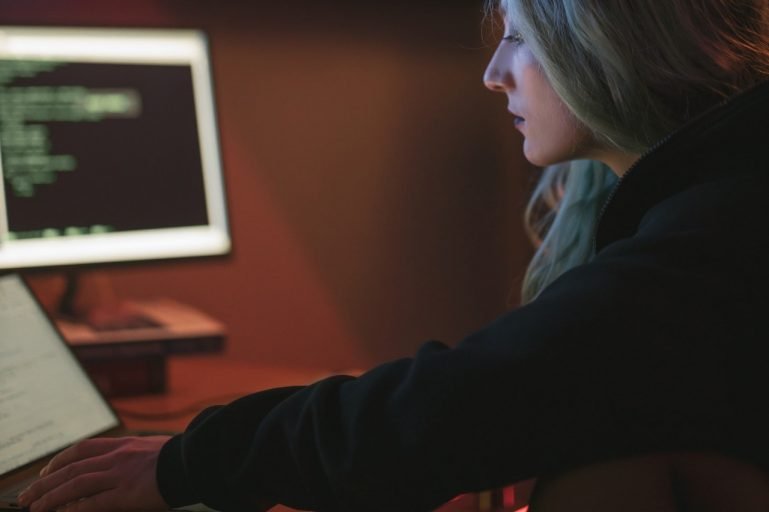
[28,472,115,512]
[42,437,125,476]
[20,455,112,507]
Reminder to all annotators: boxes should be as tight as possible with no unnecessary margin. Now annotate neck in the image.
[595,151,641,176]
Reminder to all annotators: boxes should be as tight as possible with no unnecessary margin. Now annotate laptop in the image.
[0,273,215,511]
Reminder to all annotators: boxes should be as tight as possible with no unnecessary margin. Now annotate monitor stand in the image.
[26,270,226,397]
[56,271,162,331]
[27,270,225,343]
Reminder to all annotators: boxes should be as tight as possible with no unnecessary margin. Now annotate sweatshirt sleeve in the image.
[155,237,733,512]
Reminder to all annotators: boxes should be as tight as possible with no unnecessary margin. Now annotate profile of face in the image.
[483,19,599,167]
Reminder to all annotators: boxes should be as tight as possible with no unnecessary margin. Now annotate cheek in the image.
[524,110,595,165]
[516,55,598,165]
[525,88,596,164]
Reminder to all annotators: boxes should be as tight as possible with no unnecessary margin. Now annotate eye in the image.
[502,32,524,46]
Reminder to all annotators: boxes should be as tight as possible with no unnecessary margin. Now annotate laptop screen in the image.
[0,273,119,475]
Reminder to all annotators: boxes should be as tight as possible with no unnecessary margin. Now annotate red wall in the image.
[3,0,534,370]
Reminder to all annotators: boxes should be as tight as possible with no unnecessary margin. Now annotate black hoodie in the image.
[157,81,769,512]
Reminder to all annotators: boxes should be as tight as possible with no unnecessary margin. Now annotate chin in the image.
[523,147,560,167]
[523,141,580,167]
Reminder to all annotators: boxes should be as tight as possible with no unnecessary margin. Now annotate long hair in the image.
[521,160,616,304]
[487,0,769,302]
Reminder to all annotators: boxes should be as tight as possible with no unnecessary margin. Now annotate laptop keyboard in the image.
[0,475,36,507]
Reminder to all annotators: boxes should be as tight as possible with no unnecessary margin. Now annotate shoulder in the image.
[638,169,769,246]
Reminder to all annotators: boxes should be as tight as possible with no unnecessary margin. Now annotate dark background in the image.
[0,0,536,371]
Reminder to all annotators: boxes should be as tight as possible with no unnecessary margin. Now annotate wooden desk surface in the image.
[111,355,527,512]
[112,355,332,432]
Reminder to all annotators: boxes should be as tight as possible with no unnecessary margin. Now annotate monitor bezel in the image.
[0,26,232,272]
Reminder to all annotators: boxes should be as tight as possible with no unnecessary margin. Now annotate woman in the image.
[19,1,769,511]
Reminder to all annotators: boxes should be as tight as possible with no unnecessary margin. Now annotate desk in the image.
[112,356,528,512]
[112,355,328,432]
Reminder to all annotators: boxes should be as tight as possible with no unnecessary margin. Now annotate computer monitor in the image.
[0,26,230,271]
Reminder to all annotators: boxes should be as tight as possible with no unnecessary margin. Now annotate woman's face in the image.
[483,20,599,167]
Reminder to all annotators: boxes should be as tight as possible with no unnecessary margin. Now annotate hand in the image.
[18,436,172,512]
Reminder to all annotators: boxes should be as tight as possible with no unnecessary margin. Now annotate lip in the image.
[508,108,525,123]
[509,110,526,130]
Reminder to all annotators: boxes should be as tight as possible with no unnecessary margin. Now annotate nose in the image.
[483,46,512,93]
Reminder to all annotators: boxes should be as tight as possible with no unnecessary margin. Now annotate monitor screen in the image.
[0,27,230,270]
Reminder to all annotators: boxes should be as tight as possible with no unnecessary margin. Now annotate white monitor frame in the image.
[0,27,230,270]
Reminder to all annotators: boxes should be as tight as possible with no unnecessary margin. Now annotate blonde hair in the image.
[487,0,769,302]
[521,161,616,304]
